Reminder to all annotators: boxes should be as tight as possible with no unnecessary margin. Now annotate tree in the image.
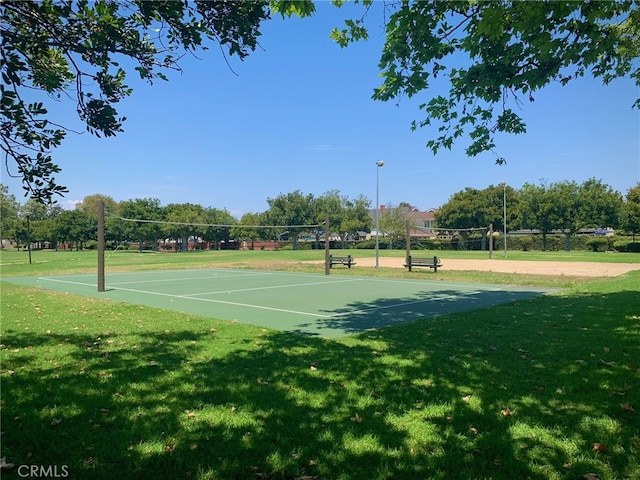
[202,207,236,249]
[622,182,640,239]
[231,212,270,249]
[1,0,314,203]
[264,190,317,249]
[164,203,207,252]
[549,179,623,251]
[577,178,623,230]
[312,190,342,248]
[54,209,95,250]
[518,179,622,251]
[78,194,117,216]
[379,204,409,249]
[434,184,518,250]
[0,185,20,244]
[333,1,639,163]
[518,182,556,251]
[19,198,49,220]
[340,194,372,243]
[117,198,164,250]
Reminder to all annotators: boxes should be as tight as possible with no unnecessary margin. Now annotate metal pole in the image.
[324,213,330,276]
[503,183,507,258]
[97,200,105,292]
[375,160,384,268]
[26,213,32,265]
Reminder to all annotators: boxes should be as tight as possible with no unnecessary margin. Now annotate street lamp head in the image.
[376,160,384,167]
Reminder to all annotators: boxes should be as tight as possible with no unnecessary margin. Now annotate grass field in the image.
[1,249,639,479]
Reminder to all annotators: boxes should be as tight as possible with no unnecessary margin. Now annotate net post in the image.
[97,199,105,292]
[324,214,330,276]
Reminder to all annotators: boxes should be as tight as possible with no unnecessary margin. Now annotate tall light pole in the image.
[375,160,384,268]
[501,182,507,258]
[24,211,32,265]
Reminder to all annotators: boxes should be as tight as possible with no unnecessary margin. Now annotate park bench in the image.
[329,255,356,268]
[404,255,442,272]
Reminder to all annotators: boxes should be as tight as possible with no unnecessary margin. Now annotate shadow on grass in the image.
[1,287,639,479]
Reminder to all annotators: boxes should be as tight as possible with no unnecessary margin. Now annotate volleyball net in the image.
[95,203,332,290]
[103,211,322,251]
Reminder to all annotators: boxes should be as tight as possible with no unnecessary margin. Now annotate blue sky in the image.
[3,2,639,217]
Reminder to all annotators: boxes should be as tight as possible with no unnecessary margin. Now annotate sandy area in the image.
[352,256,640,277]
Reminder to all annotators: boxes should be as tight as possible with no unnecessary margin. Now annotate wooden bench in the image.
[329,255,356,268]
[404,255,442,272]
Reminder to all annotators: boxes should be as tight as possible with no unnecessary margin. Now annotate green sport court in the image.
[3,268,555,338]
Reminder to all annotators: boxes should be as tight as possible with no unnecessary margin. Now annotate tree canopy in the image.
[2,0,638,202]
[333,0,639,162]
[1,0,313,203]
[517,179,623,250]
[621,182,640,237]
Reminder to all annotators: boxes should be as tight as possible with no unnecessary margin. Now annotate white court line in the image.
[330,294,461,317]
[38,277,96,287]
[36,276,485,319]
[107,272,269,286]
[108,285,333,318]
[37,276,331,317]
[180,277,363,297]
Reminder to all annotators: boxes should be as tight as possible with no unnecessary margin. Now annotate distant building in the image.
[369,205,439,240]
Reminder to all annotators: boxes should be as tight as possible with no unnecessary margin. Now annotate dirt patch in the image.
[354,256,640,277]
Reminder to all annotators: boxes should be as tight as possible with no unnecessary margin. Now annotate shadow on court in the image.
[294,288,552,336]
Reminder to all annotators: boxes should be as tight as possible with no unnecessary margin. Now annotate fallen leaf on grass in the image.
[621,402,635,412]
[583,474,601,480]
[592,442,608,452]
[501,408,512,417]
[148,360,160,367]
[50,418,62,427]
[462,395,472,402]
[353,413,362,423]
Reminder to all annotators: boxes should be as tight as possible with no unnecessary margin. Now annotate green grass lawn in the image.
[1,250,639,479]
